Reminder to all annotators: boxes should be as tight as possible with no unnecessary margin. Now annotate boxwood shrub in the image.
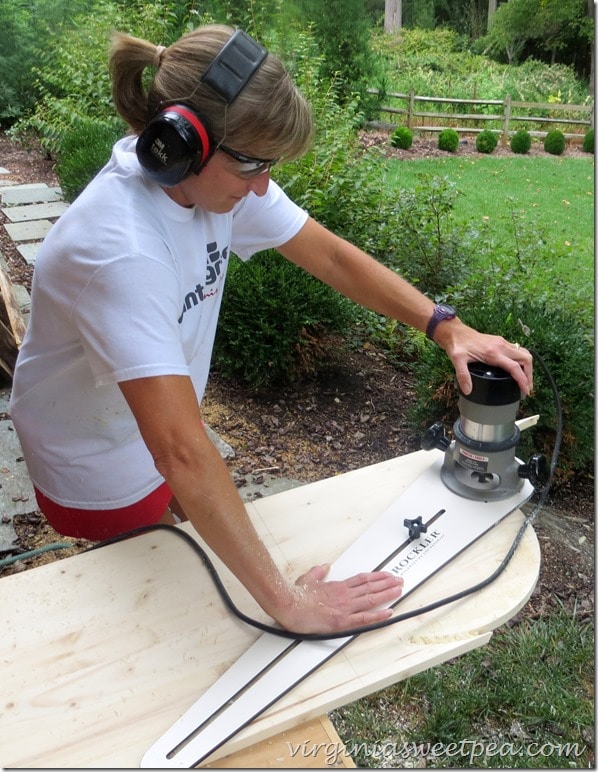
[582,128,594,153]
[544,129,566,155]
[510,129,532,155]
[390,126,413,149]
[438,128,459,153]
[476,130,498,154]
[213,251,354,386]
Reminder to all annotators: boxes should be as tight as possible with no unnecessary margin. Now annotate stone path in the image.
[0,181,67,266]
[0,178,64,550]
[0,176,301,555]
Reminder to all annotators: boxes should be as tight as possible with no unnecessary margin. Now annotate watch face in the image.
[426,304,456,340]
[437,304,455,318]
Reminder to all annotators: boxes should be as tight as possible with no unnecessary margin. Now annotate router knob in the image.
[421,421,451,452]
[404,516,427,541]
[518,453,549,490]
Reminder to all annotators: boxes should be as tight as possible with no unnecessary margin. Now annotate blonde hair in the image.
[109,25,313,163]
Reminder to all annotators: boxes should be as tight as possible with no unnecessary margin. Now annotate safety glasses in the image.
[218,144,277,177]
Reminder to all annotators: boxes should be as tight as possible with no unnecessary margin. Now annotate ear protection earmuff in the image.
[136,29,267,188]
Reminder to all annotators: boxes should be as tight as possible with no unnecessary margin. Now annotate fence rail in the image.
[367,89,594,142]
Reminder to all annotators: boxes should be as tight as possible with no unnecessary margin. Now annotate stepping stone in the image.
[4,220,53,242]
[1,201,69,222]
[11,283,30,316]
[1,185,63,206]
[0,413,36,551]
[0,182,50,195]
[16,242,41,265]
[0,167,10,175]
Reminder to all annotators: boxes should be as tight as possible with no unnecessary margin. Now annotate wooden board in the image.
[0,450,540,768]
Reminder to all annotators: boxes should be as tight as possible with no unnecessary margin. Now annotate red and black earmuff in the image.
[136,30,267,188]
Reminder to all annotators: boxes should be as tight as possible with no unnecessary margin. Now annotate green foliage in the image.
[335,607,593,768]
[438,128,459,152]
[582,128,594,153]
[55,118,122,202]
[202,0,289,39]
[13,0,188,153]
[510,128,532,154]
[371,28,590,129]
[475,129,499,153]
[0,0,90,125]
[389,174,473,297]
[273,73,398,262]
[481,0,593,73]
[213,252,354,386]
[295,0,377,105]
[543,129,566,155]
[390,126,413,149]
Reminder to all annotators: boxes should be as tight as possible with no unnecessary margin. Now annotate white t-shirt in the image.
[10,136,308,509]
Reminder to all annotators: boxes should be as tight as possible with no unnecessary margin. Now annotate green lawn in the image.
[383,154,594,294]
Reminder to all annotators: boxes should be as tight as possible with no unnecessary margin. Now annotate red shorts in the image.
[34,482,173,541]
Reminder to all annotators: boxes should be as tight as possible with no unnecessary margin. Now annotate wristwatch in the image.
[426,303,457,341]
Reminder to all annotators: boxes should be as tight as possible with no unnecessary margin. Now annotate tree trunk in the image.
[487,0,497,30]
[384,0,402,33]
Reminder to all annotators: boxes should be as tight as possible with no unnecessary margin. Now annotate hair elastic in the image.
[153,45,166,68]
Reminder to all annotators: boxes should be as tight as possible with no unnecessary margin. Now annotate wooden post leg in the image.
[202,716,356,768]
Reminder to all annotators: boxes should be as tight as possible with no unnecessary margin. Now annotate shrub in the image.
[582,128,594,153]
[390,126,413,149]
[389,173,474,296]
[438,128,459,152]
[475,129,499,154]
[55,118,122,202]
[510,129,532,154]
[544,129,566,155]
[213,251,354,387]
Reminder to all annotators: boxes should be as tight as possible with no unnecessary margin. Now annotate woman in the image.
[10,25,532,634]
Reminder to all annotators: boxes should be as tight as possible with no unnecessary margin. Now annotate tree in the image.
[484,0,593,73]
[384,0,402,32]
[485,0,536,62]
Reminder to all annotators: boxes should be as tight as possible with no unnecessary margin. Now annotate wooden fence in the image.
[367,88,594,143]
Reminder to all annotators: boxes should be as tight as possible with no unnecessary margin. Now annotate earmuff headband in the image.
[201,29,267,105]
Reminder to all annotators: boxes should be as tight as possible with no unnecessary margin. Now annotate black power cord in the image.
[86,349,562,642]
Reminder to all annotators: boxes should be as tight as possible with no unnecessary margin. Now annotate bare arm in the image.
[278,217,533,395]
[119,374,403,633]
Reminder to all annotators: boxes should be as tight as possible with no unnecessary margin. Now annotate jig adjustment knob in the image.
[404,516,427,541]
[421,421,451,452]
[518,453,549,490]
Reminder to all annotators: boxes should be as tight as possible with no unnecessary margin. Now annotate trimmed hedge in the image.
[510,129,532,154]
[544,129,566,155]
[438,128,459,152]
